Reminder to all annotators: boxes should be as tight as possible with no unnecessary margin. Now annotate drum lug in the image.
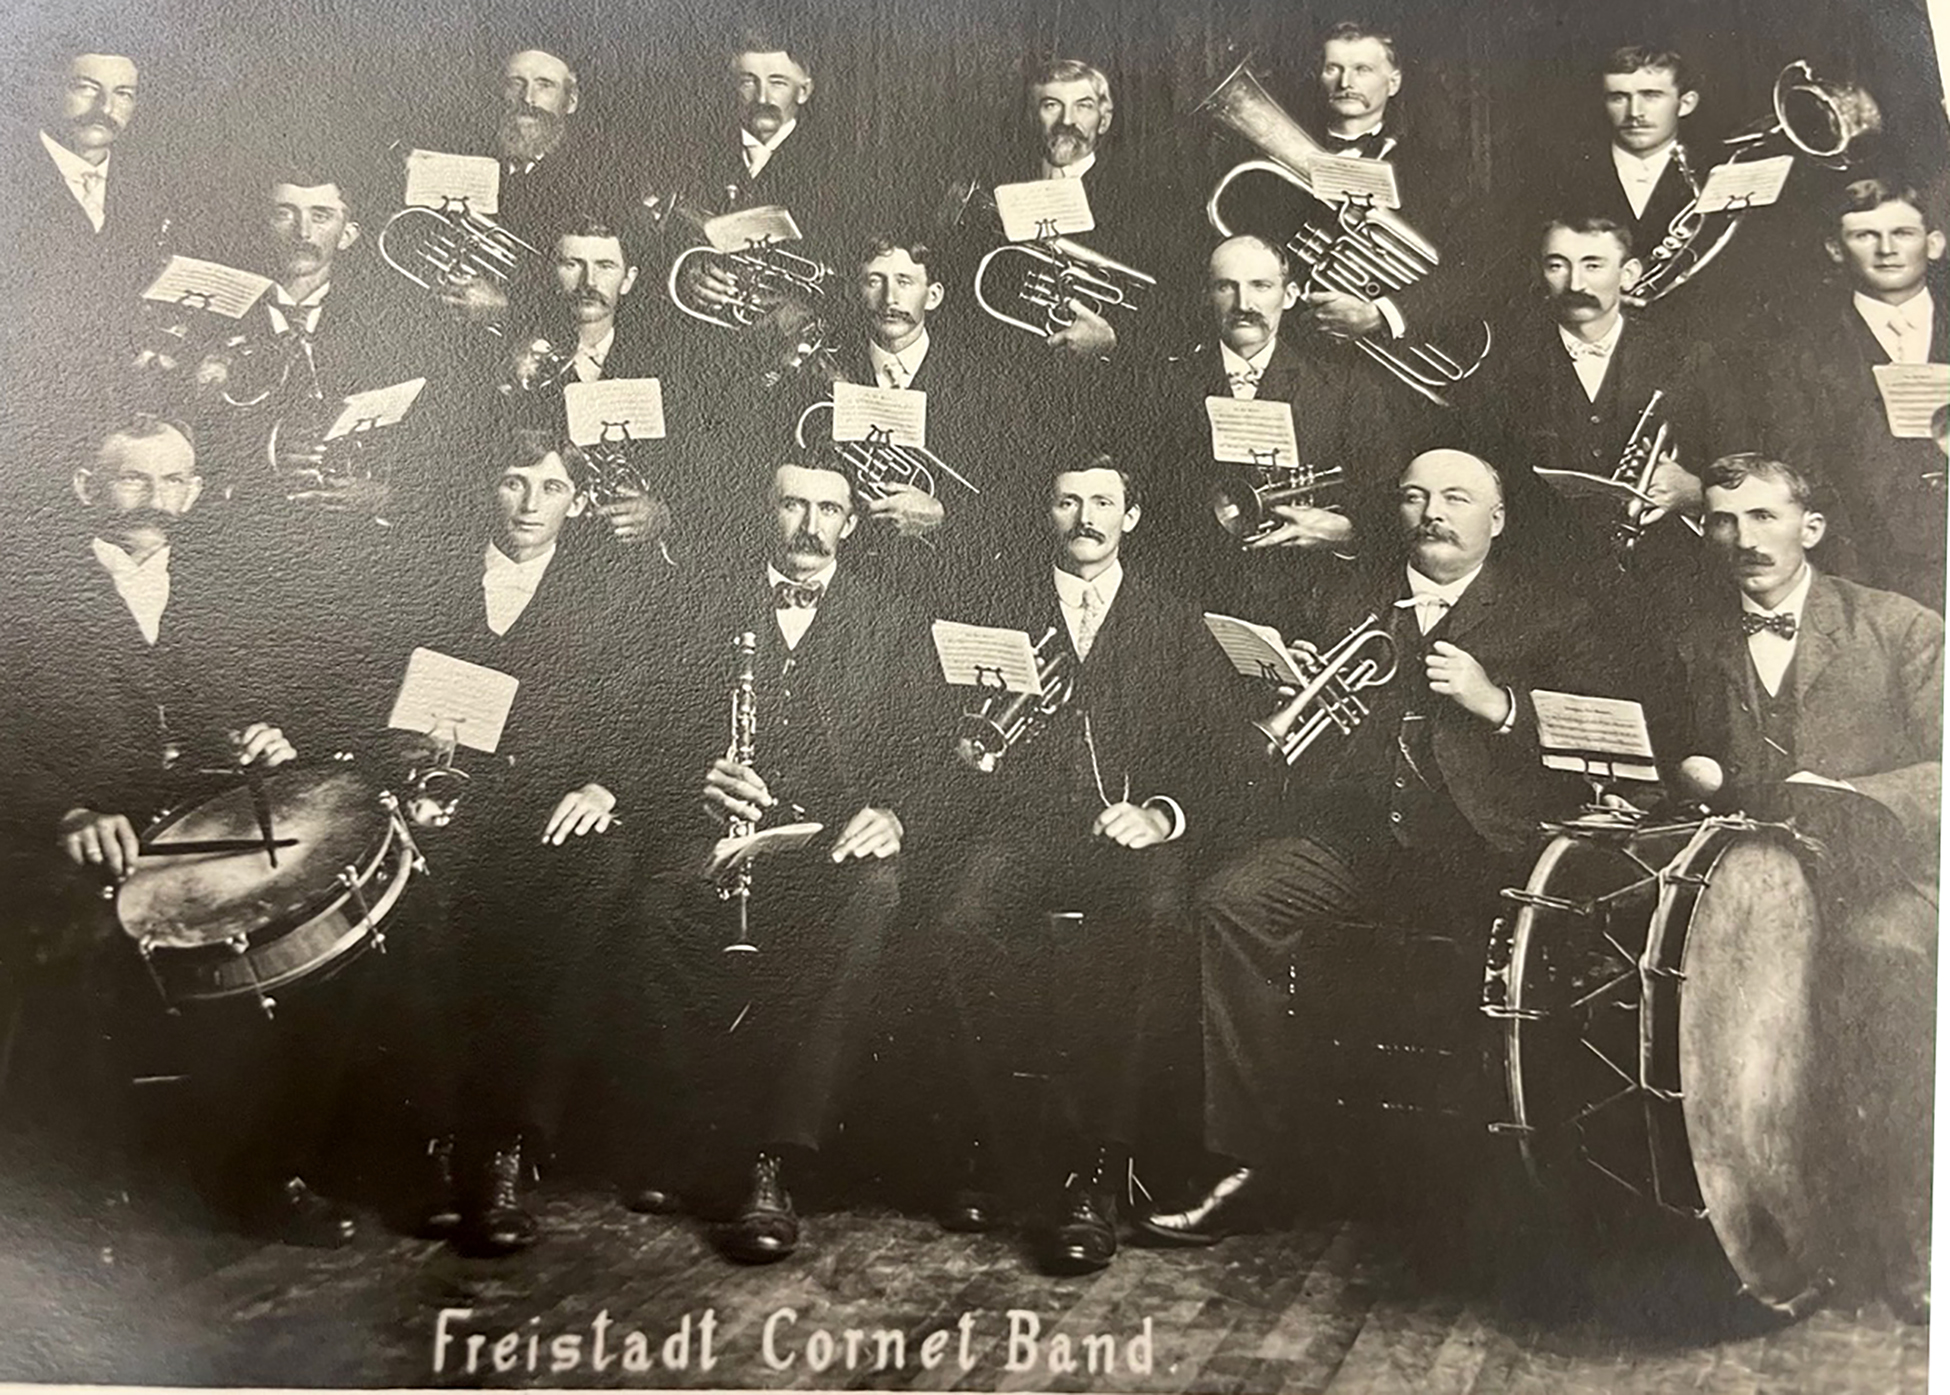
[1500,888,1591,917]
[226,934,250,957]
[1486,1119,1535,1136]
[255,993,277,1020]
[1480,916,1542,1019]
[339,863,384,952]
[1482,1005,1546,1021]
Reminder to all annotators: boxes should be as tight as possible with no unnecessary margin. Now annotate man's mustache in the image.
[1046,122,1087,146]
[1065,523,1106,543]
[507,101,555,121]
[1225,310,1267,328]
[750,101,786,122]
[788,528,832,556]
[1411,522,1460,545]
[1553,290,1603,310]
[876,307,916,324]
[73,112,120,134]
[1735,549,1774,569]
[1331,89,1367,104]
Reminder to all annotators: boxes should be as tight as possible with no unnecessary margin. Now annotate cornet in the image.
[793,399,979,501]
[379,198,542,332]
[1196,60,1493,407]
[1211,461,1345,544]
[954,625,1078,773]
[944,179,1157,341]
[1608,389,1674,554]
[1252,614,1398,766]
[1628,61,1882,307]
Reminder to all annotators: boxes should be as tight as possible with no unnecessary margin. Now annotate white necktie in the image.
[1891,308,1925,364]
[880,361,905,391]
[1076,585,1106,659]
[1396,593,1451,635]
[74,169,106,231]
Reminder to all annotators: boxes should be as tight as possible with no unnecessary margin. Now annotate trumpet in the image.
[954,625,1078,773]
[1197,60,1492,407]
[1252,614,1399,766]
[943,179,1156,340]
[793,399,979,500]
[719,631,760,954]
[1628,61,1881,307]
[1211,461,1345,544]
[378,198,542,332]
[1608,389,1674,554]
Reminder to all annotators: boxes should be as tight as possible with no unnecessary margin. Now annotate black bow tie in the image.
[774,579,824,610]
[1740,611,1797,639]
[1329,131,1385,159]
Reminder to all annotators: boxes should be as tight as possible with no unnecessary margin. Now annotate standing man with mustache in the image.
[2,48,174,522]
[1137,448,1615,1247]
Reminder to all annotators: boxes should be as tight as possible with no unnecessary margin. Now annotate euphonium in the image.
[1628,61,1882,307]
[668,239,836,332]
[1253,614,1399,766]
[793,399,979,500]
[1196,60,1492,407]
[944,180,1157,340]
[719,631,760,954]
[378,197,542,332]
[954,625,1078,773]
[1211,461,1345,543]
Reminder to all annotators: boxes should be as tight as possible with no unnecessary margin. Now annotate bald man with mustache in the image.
[1138,448,1619,1245]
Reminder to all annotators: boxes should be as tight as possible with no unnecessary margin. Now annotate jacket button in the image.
[1588,413,1602,425]
[1393,776,1406,789]
[1389,810,1403,823]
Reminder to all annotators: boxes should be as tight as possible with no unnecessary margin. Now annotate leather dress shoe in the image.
[1047,1151,1122,1274]
[622,1183,685,1216]
[720,1152,797,1263]
[939,1187,1003,1234]
[416,1136,463,1240]
[1136,1165,1272,1246]
[456,1138,539,1257]
[262,1176,358,1249]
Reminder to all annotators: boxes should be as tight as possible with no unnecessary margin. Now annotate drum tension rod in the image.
[338,864,383,952]
[134,935,180,1016]
[382,790,429,873]
[227,932,276,1019]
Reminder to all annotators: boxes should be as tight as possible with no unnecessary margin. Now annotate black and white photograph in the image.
[0,0,1942,1387]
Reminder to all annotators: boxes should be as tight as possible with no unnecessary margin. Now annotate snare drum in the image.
[116,763,420,1013]
[1487,813,1834,1311]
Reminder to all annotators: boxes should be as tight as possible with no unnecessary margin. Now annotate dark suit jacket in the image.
[1672,571,1943,864]
[1142,335,1402,617]
[1764,290,1949,611]
[1297,553,1617,860]
[688,118,851,257]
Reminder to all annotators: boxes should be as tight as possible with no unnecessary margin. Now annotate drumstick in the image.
[139,838,301,856]
[244,765,279,868]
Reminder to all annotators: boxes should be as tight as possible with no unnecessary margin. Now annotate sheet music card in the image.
[703,206,803,251]
[402,149,500,214]
[1531,689,1659,783]
[1203,613,1311,687]
[1310,155,1402,210]
[992,179,1096,241]
[325,377,428,440]
[387,648,519,755]
[931,621,1046,694]
[832,381,926,448]
[564,378,667,445]
[140,257,274,319]
[1693,155,1794,214]
[1205,396,1300,467]
[1871,364,1950,439]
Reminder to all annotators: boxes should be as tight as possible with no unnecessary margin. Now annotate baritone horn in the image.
[944,180,1156,340]
[379,197,541,333]
[1197,60,1492,407]
[1628,60,1882,307]
[1253,614,1398,766]
[793,400,979,501]
[954,625,1078,773]
[1211,460,1345,544]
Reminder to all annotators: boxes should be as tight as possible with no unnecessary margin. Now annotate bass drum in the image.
[1488,809,1929,1314]
[116,762,420,1013]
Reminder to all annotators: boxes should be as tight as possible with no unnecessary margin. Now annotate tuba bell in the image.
[1211,460,1345,544]
[954,625,1078,773]
[945,179,1157,340]
[1628,60,1882,307]
[793,399,979,501]
[378,197,542,333]
[1252,614,1399,766]
[1196,60,1493,407]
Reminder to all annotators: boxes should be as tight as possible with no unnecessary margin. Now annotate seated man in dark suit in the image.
[612,455,935,1264]
[0,415,364,1248]
[1764,178,1947,610]
[1138,448,1612,1244]
[380,426,644,1257]
[1144,233,1400,614]
[924,450,1242,1274]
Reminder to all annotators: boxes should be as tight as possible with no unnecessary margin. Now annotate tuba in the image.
[378,197,542,333]
[945,180,1156,340]
[1197,60,1493,407]
[1252,614,1399,766]
[1211,460,1345,544]
[954,625,1079,773]
[793,399,979,501]
[1628,61,1882,307]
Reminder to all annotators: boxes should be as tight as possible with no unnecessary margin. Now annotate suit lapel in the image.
[1430,561,1500,647]
[1790,572,1843,709]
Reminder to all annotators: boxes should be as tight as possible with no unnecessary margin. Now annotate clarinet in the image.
[720,631,760,953]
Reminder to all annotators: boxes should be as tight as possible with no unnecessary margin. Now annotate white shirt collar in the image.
[766,559,837,592]
[1219,338,1278,379]
[741,119,798,155]
[1853,287,1934,358]
[867,328,930,387]
[1406,560,1483,607]
[41,129,109,184]
[577,324,617,363]
[1040,150,1097,181]
[1612,139,1677,178]
[92,537,170,645]
[1327,117,1386,143]
[1558,313,1625,359]
[92,536,168,581]
[267,280,331,335]
[1739,562,1815,623]
[483,540,556,584]
[1053,558,1124,610]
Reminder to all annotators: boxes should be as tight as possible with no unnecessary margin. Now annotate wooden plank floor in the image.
[0,1180,1925,1391]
